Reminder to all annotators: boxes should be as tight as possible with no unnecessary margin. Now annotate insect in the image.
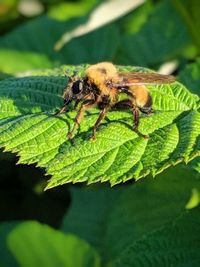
[57,62,175,140]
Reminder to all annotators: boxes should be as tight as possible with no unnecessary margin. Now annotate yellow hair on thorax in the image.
[86,62,118,96]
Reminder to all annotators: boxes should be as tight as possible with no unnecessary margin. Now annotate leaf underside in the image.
[0,65,200,189]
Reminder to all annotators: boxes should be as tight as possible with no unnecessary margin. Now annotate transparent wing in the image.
[111,72,176,87]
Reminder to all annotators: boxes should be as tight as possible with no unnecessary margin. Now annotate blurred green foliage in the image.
[0,0,200,266]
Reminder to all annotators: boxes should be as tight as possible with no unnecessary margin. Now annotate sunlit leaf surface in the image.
[0,65,199,188]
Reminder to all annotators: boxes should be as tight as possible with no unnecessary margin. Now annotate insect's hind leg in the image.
[112,99,133,110]
[133,107,139,130]
[112,100,148,139]
[132,107,148,139]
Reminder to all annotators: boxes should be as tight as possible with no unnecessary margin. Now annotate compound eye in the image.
[72,80,83,94]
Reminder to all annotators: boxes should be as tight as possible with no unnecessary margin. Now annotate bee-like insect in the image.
[57,62,175,140]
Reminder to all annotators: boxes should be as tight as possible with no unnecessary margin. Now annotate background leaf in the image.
[0,15,120,74]
[0,49,53,74]
[62,166,200,264]
[0,0,18,23]
[115,207,200,267]
[173,0,200,52]
[178,57,200,95]
[0,222,19,267]
[7,221,100,267]
[117,0,193,67]
[1,165,200,266]
[54,0,145,50]
[48,0,96,21]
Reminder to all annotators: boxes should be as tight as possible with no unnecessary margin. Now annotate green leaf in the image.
[0,16,120,74]
[62,166,200,264]
[173,0,200,52]
[0,65,199,188]
[178,59,200,173]
[7,221,100,267]
[192,159,200,173]
[117,0,192,66]
[115,207,200,267]
[48,0,97,21]
[0,72,12,81]
[0,222,19,267]
[54,0,145,51]
[0,49,54,74]
[178,57,200,96]
[117,1,153,35]
[0,0,18,23]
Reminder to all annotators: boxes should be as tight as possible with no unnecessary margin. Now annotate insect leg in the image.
[112,100,139,129]
[112,99,133,109]
[132,107,139,129]
[90,108,108,140]
[67,99,95,139]
[112,100,148,138]
[54,98,73,115]
[54,105,67,115]
[132,107,149,139]
[73,99,80,111]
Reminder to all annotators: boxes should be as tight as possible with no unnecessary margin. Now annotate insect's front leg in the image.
[58,99,81,114]
[67,99,95,139]
[73,99,80,111]
[54,105,67,115]
[54,98,72,115]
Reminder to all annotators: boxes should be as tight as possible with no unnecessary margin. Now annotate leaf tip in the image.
[44,182,52,191]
